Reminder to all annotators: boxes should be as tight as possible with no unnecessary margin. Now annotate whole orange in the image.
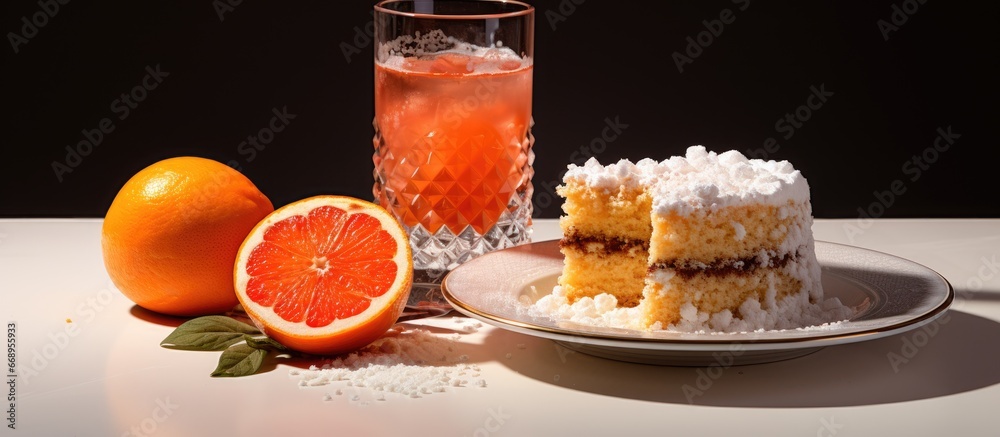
[102,156,274,316]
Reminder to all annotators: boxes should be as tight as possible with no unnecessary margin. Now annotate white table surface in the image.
[2,218,998,436]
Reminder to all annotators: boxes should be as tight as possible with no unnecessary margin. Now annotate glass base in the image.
[397,270,455,321]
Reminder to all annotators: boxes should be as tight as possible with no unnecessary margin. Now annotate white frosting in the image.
[562,157,660,191]
[654,146,808,214]
[562,146,811,215]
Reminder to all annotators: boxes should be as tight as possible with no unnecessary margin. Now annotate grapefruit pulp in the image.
[234,195,412,355]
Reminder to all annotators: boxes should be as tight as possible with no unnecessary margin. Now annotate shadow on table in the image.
[954,288,1000,303]
[129,305,497,376]
[128,304,188,328]
[490,309,1000,407]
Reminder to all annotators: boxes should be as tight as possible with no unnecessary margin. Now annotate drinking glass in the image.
[372,0,535,298]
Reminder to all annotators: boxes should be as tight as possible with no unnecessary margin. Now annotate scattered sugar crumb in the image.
[516,344,526,349]
[504,353,512,359]
[460,321,483,333]
[290,326,487,404]
[528,285,856,334]
[322,394,333,401]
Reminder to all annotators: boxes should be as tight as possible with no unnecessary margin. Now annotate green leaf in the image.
[160,315,262,351]
[244,335,290,352]
[211,344,267,377]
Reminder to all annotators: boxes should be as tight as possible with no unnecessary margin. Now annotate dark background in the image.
[2,1,995,219]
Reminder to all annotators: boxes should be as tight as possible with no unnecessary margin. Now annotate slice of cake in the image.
[556,146,823,330]
[557,159,658,307]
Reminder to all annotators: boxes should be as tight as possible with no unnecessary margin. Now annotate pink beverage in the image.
[374,1,535,278]
[373,42,533,237]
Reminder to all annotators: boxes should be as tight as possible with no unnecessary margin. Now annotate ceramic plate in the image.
[441,240,954,366]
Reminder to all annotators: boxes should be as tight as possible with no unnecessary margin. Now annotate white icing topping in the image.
[562,146,811,215]
[653,146,809,214]
[562,157,660,191]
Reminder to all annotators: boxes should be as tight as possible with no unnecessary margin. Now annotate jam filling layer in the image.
[560,233,649,255]
[649,249,802,279]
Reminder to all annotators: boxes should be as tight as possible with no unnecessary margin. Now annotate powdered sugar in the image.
[529,286,854,334]
[290,325,486,403]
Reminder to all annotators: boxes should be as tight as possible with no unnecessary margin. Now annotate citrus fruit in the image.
[102,156,274,316]
[234,195,413,355]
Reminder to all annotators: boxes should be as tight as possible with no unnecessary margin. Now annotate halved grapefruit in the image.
[234,195,412,355]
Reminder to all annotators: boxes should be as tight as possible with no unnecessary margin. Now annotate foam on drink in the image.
[377,29,532,75]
